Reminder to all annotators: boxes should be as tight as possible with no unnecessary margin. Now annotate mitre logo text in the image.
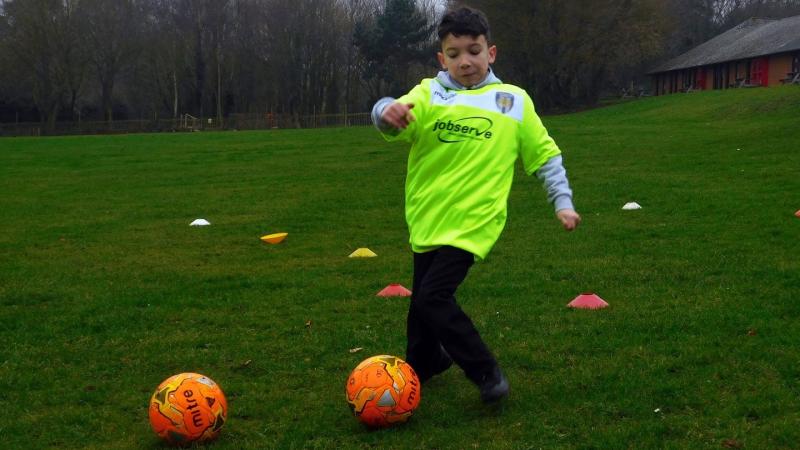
[432,117,494,143]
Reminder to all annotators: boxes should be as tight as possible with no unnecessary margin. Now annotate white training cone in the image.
[622,202,642,210]
[190,219,211,226]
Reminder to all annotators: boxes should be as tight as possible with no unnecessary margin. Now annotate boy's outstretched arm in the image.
[382,102,415,129]
[535,155,581,231]
[556,208,581,231]
[371,98,415,131]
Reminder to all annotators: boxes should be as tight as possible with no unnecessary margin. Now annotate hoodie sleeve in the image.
[517,92,574,212]
[534,155,574,212]
[370,80,430,143]
[371,97,396,133]
[518,92,561,175]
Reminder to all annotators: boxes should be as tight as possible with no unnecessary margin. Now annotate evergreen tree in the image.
[354,0,434,99]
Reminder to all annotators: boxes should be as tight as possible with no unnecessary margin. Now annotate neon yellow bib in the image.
[381,78,560,259]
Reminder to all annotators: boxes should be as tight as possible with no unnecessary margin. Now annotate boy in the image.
[371,6,580,404]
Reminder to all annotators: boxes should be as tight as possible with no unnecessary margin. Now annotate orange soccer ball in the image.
[345,355,421,428]
[148,372,227,446]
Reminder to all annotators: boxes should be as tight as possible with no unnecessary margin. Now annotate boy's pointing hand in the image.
[382,102,416,129]
[556,209,581,231]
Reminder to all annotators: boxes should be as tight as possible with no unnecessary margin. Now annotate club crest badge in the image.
[495,92,514,114]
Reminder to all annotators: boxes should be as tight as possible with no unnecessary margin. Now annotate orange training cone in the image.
[260,232,288,244]
[377,284,412,297]
[795,210,800,218]
[568,293,609,309]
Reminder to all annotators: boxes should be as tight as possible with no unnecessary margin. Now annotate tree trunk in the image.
[172,71,179,119]
[46,103,59,134]
[216,45,222,125]
[102,79,114,123]
[69,89,79,121]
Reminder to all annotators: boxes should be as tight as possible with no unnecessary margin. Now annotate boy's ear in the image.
[488,45,497,64]
[437,52,446,70]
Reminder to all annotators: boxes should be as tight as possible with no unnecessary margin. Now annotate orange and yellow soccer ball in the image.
[345,355,421,428]
[148,372,227,446]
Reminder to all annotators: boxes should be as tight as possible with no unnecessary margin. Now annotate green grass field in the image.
[2,86,799,449]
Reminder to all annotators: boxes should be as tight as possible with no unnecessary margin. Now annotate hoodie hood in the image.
[436,68,502,91]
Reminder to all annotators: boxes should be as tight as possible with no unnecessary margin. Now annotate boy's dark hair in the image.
[437,6,491,43]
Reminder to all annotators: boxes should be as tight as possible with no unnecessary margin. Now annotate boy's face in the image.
[437,33,497,88]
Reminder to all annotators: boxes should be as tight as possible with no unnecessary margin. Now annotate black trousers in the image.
[406,245,497,384]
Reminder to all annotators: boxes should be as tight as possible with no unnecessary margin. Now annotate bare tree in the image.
[1,0,81,130]
[4,0,797,127]
[717,0,800,29]
[144,0,190,119]
[59,0,88,121]
[80,0,143,123]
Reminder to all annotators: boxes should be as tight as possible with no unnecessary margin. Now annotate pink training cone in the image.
[377,284,412,297]
[568,293,609,309]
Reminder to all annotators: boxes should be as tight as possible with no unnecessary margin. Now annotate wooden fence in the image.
[0,112,373,137]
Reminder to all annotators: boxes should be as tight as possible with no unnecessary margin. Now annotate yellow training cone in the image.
[260,232,288,244]
[348,248,377,258]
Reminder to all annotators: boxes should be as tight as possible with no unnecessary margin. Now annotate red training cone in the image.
[377,284,412,297]
[567,293,609,309]
[795,210,800,218]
